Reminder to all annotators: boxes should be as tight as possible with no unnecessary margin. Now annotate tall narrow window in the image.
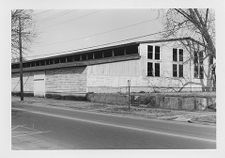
[148,45,153,59]
[199,52,204,79]
[81,54,87,60]
[155,46,160,60]
[147,62,153,76]
[173,48,183,78]
[179,49,183,61]
[194,51,204,79]
[200,65,204,79]
[114,47,124,56]
[194,65,199,78]
[210,56,213,65]
[173,64,177,77]
[155,63,160,77]
[179,64,183,77]
[173,49,177,61]
[74,55,80,61]
[87,53,93,60]
[194,51,198,64]
[199,51,203,64]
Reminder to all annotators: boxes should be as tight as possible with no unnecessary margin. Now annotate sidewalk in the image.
[11,96,216,125]
[12,125,62,150]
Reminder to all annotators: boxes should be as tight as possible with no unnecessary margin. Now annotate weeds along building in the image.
[11,38,212,98]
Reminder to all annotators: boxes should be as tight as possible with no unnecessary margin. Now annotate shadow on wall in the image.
[46,67,86,75]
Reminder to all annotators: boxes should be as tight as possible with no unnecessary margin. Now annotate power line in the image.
[38,11,100,30]
[33,15,165,48]
[36,10,74,22]
[26,29,168,59]
[32,10,52,16]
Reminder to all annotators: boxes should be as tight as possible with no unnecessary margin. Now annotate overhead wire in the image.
[32,10,52,16]
[26,29,170,59]
[36,10,74,22]
[33,15,165,48]
[38,11,100,30]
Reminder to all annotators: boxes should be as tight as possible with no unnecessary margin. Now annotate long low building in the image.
[11,37,213,97]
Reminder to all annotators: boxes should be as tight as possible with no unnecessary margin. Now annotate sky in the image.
[27,9,166,59]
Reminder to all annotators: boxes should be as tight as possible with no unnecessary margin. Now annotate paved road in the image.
[12,104,216,149]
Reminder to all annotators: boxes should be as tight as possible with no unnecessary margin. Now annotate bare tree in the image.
[11,9,36,101]
[11,9,35,62]
[163,9,215,91]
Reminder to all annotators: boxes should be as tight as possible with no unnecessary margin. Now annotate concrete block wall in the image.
[87,93,129,105]
[12,66,87,97]
[11,72,34,93]
[45,67,87,94]
[87,92,216,111]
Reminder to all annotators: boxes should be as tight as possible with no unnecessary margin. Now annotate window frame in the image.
[173,48,177,62]
[147,62,153,77]
[179,64,183,78]
[179,49,183,62]
[155,46,160,60]
[173,48,184,78]
[173,64,177,77]
[194,51,204,79]
[155,63,160,77]
[147,45,153,59]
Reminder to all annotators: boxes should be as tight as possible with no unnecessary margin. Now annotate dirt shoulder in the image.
[11,96,216,126]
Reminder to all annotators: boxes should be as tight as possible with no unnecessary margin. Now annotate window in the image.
[179,64,183,77]
[173,48,183,78]
[173,49,177,61]
[155,63,160,77]
[46,60,50,65]
[179,49,183,61]
[81,54,87,61]
[148,45,160,60]
[67,56,73,62]
[87,53,94,60]
[74,55,80,61]
[114,47,124,56]
[147,62,153,76]
[194,64,199,78]
[173,64,183,77]
[173,64,177,77]
[126,45,138,54]
[210,56,213,65]
[194,52,198,64]
[199,51,203,64]
[194,51,204,79]
[148,45,153,59]
[103,50,111,58]
[49,59,53,64]
[173,48,183,62]
[155,46,160,60]
[200,65,204,79]
[147,62,160,77]
[60,58,66,63]
[147,45,160,77]
[36,61,40,66]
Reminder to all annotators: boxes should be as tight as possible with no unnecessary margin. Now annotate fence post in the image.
[127,80,131,111]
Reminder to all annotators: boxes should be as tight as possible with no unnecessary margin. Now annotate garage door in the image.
[34,71,45,97]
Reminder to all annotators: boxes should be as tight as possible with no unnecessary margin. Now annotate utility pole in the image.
[127,80,131,111]
[19,17,24,101]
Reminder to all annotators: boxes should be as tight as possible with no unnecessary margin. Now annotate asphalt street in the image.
[12,104,216,149]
